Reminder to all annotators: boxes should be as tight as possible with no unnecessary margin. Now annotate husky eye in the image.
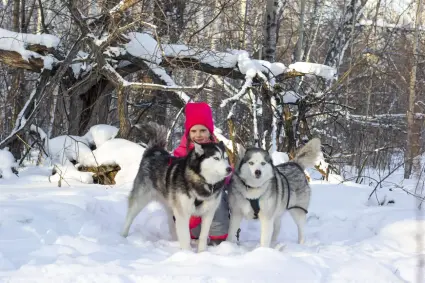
[261,162,266,165]
[248,161,254,165]
[214,157,220,161]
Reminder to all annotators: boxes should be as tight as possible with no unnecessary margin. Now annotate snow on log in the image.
[0,28,59,72]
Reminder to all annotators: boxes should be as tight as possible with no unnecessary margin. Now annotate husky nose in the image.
[255,170,261,177]
[226,167,232,173]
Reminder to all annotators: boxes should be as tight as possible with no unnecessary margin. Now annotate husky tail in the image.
[292,138,322,169]
[135,121,168,149]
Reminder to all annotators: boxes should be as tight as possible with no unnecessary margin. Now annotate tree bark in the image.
[7,0,24,158]
[78,78,110,136]
[294,0,306,62]
[153,0,186,43]
[261,0,280,150]
[324,0,367,70]
[263,0,279,63]
[117,86,131,138]
[404,0,423,179]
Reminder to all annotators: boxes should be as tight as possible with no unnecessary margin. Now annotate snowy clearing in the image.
[0,165,423,283]
[0,125,423,282]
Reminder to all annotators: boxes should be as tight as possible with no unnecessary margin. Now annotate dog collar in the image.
[206,179,225,192]
[237,175,258,190]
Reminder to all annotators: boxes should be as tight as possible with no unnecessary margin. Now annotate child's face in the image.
[189,124,211,144]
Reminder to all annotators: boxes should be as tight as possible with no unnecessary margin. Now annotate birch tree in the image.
[261,0,280,150]
[404,0,423,179]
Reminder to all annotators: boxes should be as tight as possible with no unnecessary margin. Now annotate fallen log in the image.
[78,164,121,185]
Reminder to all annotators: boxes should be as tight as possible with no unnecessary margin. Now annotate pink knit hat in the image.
[184,102,214,136]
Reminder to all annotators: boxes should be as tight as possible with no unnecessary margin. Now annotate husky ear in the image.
[193,141,204,155]
[217,140,225,149]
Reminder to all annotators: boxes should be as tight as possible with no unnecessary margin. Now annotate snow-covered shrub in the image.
[0,148,18,179]
[83,124,119,148]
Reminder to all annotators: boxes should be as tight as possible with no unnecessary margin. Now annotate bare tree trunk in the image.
[78,79,109,135]
[12,0,19,30]
[87,92,112,128]
[304,0,323,62]
[47,85,59,137]
[117,86,131,138]
[36,0,45,33]
[293,0,306,93]
[20,0,26,32]
[239,0,248,50]
[68,91,84,135]
[249,89,259,147]
[208,0,221,106]
[210,0,220,51]
[404,0,423,179]
[324,0,367,70]
[294,0,306,62]
[263,0,278,63]
[7,0,24,158]
[260,0,280,149]
[153,0,186,43]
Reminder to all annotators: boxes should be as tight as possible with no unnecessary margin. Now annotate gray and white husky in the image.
[121,122,232,252]
[227,138,322,247]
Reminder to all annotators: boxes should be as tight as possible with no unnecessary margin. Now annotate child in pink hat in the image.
[173,102,230,245]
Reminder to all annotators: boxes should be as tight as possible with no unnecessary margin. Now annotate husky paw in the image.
[120,231,129,238]
[197,246,207,253]
[274,242,286,251]
[197,242,208,253]
[179,242,192,251]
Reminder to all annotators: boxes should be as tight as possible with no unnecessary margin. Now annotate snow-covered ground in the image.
[0,164,423,283]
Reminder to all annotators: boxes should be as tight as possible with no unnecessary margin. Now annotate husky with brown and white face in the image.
[227,138,322,247]
[121,122,232,253]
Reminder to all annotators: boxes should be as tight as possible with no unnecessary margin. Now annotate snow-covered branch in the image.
[219,77,253,107]
[0,28,59,71]
[358,19,425,33]
[288,62,337,80]
[113,32,333,83]
[0,20,338,140]
[0,26,334,98]
[347,112,425,128]
[101,64,197,100]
